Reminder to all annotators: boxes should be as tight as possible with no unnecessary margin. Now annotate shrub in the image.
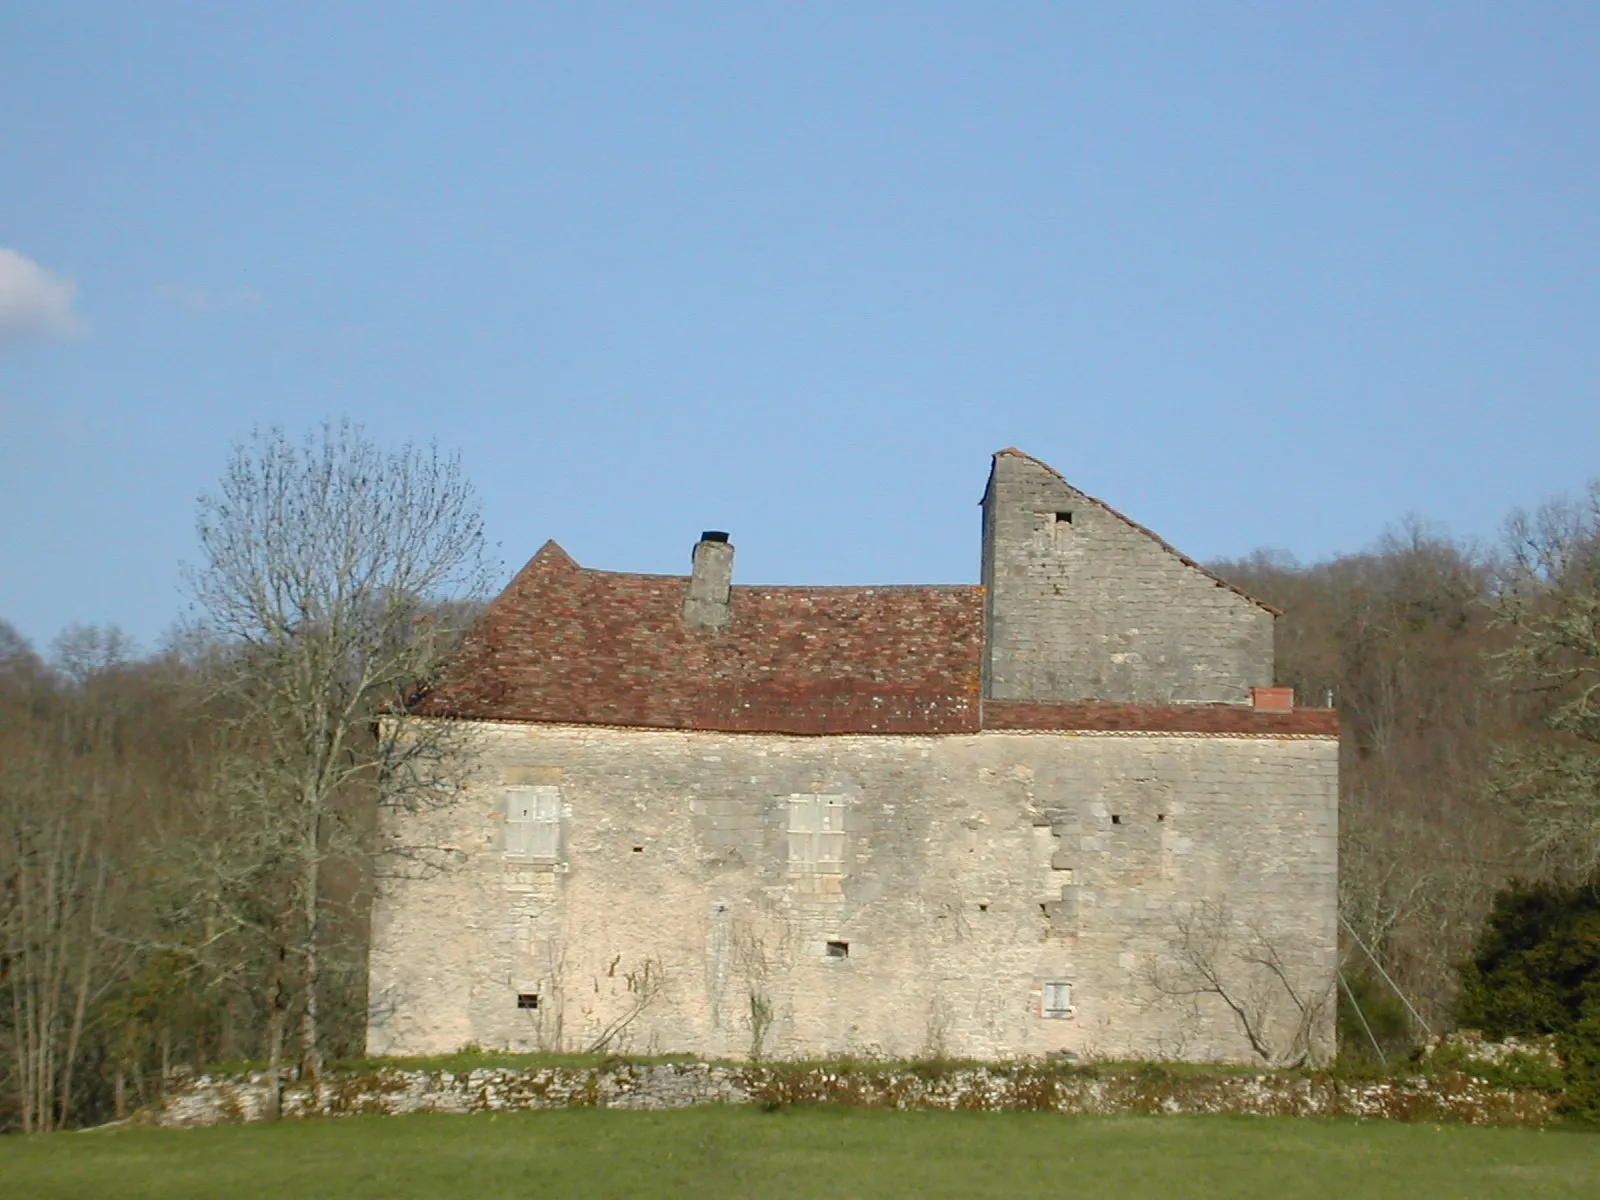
[1455,876,1600,1118]
[1338,970,1417,1063]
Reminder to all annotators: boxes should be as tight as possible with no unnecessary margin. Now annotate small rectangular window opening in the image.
[1055,511,1073,524]
[1157,813,1167,823]
[632,845,645,853]
[788,794,848,874]
[826,940,850,959]
[516,993,540,1010]
[1111,814,1122,825]
[505,785,561,860]
[1042,981,1073,1019]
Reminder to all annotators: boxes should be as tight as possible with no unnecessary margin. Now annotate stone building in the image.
[367,449,1338,1064]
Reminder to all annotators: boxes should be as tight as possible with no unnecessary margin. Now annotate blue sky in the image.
[2,3,1597,652]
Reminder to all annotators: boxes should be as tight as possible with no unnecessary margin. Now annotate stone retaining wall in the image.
[152,1062,1556,1128]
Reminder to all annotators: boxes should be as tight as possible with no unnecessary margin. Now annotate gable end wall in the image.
[982,454,1275,704]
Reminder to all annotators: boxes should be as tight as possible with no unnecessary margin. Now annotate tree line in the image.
[2,424,1597,1129]
[1214,482,1600,1056]
[1,423,490,1132]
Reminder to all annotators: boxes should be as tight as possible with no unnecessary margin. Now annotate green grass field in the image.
[3,1108,1596,1199]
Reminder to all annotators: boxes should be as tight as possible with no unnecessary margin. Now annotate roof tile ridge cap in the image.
[527,539,580,572]
[574,565,691,583]
[996,447,1281,618]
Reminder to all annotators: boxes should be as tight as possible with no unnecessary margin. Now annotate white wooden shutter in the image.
[1042,980,1073,1017]
[787,794,846,873]
[505,785,562,860]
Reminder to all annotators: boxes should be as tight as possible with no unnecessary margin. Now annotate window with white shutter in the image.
[505,785,562,861]
[1041,980,1074,1018]
[787,794,846,873]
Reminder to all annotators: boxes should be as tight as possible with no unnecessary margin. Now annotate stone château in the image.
[366,449,1338,1064]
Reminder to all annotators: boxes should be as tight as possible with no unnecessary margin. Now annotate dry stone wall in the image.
[152,1062,1556,1128]
[368,721,1336,1065]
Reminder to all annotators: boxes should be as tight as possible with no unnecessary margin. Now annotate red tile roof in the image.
[413,542,987,735]
[413,449,1332,739]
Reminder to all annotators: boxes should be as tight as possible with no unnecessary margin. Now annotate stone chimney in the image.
[1251,687,1295,712]
[684,531,733,629]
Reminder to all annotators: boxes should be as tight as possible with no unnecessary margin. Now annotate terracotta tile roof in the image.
[991,448,1282,617]
[982,700,1339,737]
[414,449,1322,738]
[413,542,986,735]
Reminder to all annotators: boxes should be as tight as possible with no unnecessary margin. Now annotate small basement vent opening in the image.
[826,940,850,959]
[516,993,540,1010]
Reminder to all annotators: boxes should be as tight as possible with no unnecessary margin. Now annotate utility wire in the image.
[1337,969,1387,1065]
[1340,912,1435,1038]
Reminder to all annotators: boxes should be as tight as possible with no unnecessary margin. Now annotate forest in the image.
[3,425,1598,1131]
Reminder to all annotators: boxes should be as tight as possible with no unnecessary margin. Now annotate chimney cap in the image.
[699,531,730,543]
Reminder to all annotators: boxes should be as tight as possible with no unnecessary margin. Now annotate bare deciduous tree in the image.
[583,957,666,1055]
[1215,528,1523,1034]
[186,421,493,1084]
[1147,900,1334,1068]
[0,629,144,1131]
[0,755,114,1131]
[1493,480,1600,880]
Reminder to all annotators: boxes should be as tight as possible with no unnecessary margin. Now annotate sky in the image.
[2,3,1598,654]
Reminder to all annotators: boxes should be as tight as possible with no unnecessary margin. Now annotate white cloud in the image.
[0,248,85,345]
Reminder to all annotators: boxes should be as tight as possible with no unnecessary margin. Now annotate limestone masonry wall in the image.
[981,451,1275,704]
[367,722,1336,1065]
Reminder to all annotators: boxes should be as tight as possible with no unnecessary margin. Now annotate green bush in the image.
[1456,876,1600,1119]
[1338,970,1417,1063]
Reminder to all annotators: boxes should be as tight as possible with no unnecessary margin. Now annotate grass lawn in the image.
[3,1108,1596,1200]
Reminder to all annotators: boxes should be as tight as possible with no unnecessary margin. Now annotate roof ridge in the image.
[566,562,982,593]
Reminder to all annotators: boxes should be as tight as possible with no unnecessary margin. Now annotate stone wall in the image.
[152,1062,1557,1128]
[981,451,1275,704]
[367,721,1336,1065]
